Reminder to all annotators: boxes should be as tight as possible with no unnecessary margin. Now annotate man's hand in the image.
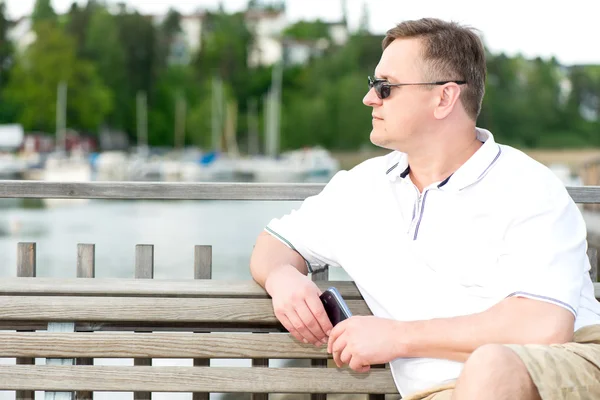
[265,264,333,346]
[327,316,402,372]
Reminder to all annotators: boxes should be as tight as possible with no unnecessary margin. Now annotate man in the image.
[249,18,600,400]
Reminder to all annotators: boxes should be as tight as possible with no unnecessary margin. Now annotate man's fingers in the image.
[286,308,319,344]
[333,351,343,368]
[327,323,346,353]
[340,347,352,366]
[331,337,347,355]
[277,313,304,343]
[348,356,369,372]
[294,302,325,344]
[305,295,334,338]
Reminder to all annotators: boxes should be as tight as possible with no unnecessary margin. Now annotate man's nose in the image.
[363,87,382,107]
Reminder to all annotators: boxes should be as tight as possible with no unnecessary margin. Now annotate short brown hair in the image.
[383,18,486,120]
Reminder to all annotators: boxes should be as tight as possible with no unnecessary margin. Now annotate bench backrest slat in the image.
[0,365,397,394]
[0,296,372,323]
[0,278,364,299]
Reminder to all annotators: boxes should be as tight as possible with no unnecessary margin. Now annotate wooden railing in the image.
[0,180,599,202]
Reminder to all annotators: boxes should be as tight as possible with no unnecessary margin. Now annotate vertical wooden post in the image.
[45,322,76,400]
[134,245,154,400]
[589,248,598,282]
[17,242,36,400]
[76,244,95,400]
[310,267,329,400]
[193,245,212,400]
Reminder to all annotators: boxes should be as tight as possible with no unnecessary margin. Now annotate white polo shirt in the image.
[265,128,600,397]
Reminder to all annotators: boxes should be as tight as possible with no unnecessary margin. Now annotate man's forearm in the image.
[250,231,308,288]
[393,296,575,362]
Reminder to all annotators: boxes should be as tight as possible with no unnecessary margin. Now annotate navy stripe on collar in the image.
[437,174,452,188]
[400,166,410,178]
[386,162,399,175]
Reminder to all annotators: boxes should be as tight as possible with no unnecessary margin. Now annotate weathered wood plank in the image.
[0,366,397,394]
[1,278,596,301]
[16,242,36,400]
[45,323,76,400]
[0,181,324,201]
[0,332,329,359]
[193,245,212,400]
[77,244,95,280]
[76,244,95,400]
[135,245,154,400]
[135,245,154,280]
[0,278,364,299]
[0,296,371,324]
[0,321,286,333]
[311,266,329,400]
[17,243,37,278]
[194,246,212,280]
[251,355,269,400]
[567,186,600,204]
[0,181,598,203]
[589,248,598,282]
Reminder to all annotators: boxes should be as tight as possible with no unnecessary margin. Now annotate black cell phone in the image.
[319,287,352,326]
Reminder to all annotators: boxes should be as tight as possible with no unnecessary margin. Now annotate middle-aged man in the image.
[249,18,600,400]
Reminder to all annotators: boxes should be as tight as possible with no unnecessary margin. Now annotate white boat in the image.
[42,151,92,207]
[179,151,239,182]
[93,151,129,181]
[236,147,340,183]
[0,153,28,179]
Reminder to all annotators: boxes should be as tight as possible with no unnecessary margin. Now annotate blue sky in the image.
[6,0,600,65]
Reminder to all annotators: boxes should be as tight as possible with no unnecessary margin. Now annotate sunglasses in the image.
[368,76,467,99]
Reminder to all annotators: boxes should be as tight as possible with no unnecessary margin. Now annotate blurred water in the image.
[0,199,302,279]
[0,199,352,400]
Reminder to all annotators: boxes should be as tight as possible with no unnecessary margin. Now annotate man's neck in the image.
[407,128,482,193]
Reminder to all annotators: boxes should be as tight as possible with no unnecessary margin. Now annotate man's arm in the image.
[328,296,574,370]
[250,231,308,288]
[250,231,333,345]
[397,296,574,362]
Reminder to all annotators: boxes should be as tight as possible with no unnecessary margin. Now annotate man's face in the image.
[363,38,435,151]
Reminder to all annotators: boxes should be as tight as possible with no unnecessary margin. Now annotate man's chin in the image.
[369,130,393,150]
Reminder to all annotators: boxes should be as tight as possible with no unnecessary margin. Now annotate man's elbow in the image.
[249,231,269,282]
[534,312,575,344]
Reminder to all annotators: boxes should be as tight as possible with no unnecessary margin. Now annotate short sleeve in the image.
[496,185,589,317]
[265,170,350,273]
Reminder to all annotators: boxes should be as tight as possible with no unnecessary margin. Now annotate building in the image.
[7,17,35,54]
[245,9,287,68]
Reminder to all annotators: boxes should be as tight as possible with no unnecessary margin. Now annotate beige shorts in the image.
[404,325,600,400]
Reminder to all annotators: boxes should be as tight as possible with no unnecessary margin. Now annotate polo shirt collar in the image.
[442,128,502,191]
[384,128,502,189]
[385,152,410,182]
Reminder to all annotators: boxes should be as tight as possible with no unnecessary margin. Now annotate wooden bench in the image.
[0,245,597,400]
[0,243,398,400]
[0,182,598,399]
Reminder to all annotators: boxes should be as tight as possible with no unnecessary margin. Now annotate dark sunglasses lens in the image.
[374,81,390,99]
[368,77,389,99]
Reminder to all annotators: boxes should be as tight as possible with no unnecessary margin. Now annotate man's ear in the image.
[433,84,462,120]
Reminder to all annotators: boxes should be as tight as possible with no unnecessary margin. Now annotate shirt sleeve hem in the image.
[264,226,328,274]
[506,291,577,317]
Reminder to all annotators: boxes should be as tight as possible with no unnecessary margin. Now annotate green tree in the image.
[5,22,112,133]
[65,0,99,58]
[283,20,330,41]
[150,65,201,147]
[0,0,16,123]
[194,11,252,92]
[85,6,127,129]
[114,10,160,137]
[31,0,57,27]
